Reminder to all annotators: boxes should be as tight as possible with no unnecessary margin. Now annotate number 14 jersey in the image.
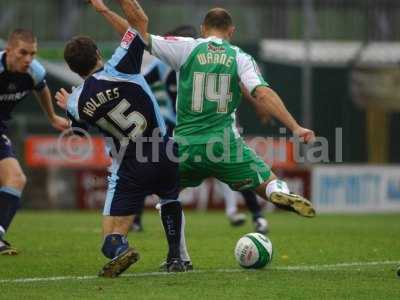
[149,35,269,144]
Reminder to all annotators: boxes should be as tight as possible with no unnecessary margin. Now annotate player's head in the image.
[201,8,235,40]
[6,29,37,73]
[164,25,198,38]
[64,36,102,78]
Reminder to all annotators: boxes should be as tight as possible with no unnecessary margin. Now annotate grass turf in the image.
[0,211,399,299]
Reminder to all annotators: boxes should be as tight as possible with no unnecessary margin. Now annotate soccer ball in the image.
[234,233,273,269]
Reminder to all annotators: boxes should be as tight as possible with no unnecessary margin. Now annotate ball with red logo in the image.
[234,233,273,269]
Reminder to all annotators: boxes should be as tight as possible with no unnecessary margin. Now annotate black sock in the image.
[160,201,182,261]
[241,190,262,221]
[0,189,21,233]
[101,234,129,259]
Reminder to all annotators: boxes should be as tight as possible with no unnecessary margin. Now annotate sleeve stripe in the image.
[251,84,269,96]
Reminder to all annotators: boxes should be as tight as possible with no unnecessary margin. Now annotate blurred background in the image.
[0,0,399,213]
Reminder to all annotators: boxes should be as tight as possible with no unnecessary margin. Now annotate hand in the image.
[55,88,70,111]
[50,115,70,131]
[86,0,109,13]
[293,126,316,144]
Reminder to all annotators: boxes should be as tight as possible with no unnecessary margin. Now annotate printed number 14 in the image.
[192,72,232,113]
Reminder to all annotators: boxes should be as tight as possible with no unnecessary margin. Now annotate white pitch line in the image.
[0,260,398,284]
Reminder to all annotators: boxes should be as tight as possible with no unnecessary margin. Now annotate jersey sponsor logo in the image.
[121,30,137,49]
[208,44,226,53]
[0,91,29,102]
[163,36,179,41]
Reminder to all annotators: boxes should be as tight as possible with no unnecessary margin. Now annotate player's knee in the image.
[4,171,26,190]
[101,234,129,259]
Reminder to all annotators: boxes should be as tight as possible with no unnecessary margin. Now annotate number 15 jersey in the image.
[149,35,269,144]
[67,28,166,157]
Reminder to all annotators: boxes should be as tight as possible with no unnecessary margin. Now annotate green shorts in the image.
[178,138,271,191]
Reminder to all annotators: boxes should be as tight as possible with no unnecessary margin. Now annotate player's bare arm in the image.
[253,86,315,143]
[87,0,129,37]
[34,87,70,131]
[116,0,149,42]
[240,84,271,124]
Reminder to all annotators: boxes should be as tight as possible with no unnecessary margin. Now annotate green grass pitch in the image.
[1,211,399,299]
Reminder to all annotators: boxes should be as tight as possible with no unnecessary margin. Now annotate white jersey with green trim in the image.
[149,34,268,144]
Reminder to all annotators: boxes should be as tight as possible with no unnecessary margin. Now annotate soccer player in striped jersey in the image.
[55,4,187,274]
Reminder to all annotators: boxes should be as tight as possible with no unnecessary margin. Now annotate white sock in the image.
[179,212,191,262]
[265,179,290,199]
[156,201,191,261]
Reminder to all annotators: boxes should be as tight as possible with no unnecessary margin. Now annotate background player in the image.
[0,29,69,255]
[55,4,186,274]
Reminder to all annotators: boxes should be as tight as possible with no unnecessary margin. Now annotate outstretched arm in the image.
[34,87,70,131]
[116,0,149,42]
[87,0,129,37]
[253,86,315,143]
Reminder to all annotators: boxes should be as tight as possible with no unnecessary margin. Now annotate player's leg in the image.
[215,138,315,218]
[100,214,140,278]
[240,190,269,234]
[0,135,26,255]
[98,166,143,278]
[156,202,193,271]
[156,138,193,272]
[161,143,209,270]
[254,173,315,217]
[159,198,185,272]
[216,180,246,226]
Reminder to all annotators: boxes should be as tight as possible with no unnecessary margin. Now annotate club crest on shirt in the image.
[7,83,16,92]
[121,30,137,49]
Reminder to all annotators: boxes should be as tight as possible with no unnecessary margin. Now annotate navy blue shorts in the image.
[103,139,180,216]
[0,131,16,161]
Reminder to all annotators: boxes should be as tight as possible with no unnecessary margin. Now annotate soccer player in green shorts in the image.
[91,0,316,269]
[145,7,316,216]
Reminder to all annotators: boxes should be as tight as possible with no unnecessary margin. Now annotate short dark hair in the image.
[202,8,233,31]
[164,25,198,38]
[64,36,99,77]
[8,29,37,46]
